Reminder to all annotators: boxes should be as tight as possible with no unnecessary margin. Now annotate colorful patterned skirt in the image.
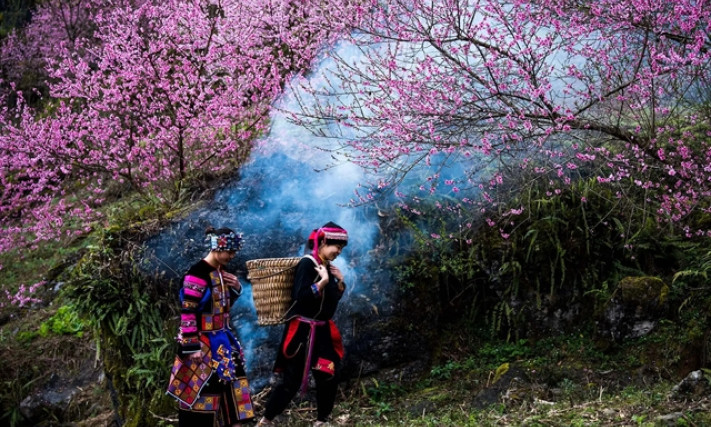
[167,331,254,426]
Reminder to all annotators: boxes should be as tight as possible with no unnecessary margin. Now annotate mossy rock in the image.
[596,276,671,343]
[615,276,669,310]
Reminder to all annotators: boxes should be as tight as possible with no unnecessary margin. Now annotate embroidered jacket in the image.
[177,259,241,356]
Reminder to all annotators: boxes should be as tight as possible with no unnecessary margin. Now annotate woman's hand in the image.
[222,271,242,292]
[188,350,204,361]
[314,264,329,289]
[329,264,346,292]
[329,264,344,282]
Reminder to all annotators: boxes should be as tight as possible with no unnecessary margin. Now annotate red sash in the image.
[282,316,344,394]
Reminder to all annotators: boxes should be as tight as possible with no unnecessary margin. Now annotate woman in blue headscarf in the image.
[167,226,254,426]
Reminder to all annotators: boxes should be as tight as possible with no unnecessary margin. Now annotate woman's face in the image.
[214,250,236,266]
[319,243,345,262]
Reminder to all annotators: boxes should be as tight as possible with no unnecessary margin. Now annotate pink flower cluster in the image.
[1,281,46,309]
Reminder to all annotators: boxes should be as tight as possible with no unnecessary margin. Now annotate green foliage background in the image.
[394,176,711,348]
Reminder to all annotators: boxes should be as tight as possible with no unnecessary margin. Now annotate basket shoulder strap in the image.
[302,254,318,265]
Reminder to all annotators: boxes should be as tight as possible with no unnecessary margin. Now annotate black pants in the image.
[263,352,339,422]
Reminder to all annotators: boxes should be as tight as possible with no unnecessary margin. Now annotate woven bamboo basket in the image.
[246,257,300,325]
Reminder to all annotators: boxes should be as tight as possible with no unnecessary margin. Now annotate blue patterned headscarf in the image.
[206,231,243,252]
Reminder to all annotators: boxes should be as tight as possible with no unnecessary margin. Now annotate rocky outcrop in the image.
[596,276,669,343]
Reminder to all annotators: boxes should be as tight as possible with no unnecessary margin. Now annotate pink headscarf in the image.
[308,225,348,264]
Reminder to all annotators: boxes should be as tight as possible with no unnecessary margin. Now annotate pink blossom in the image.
[0,0,354,251]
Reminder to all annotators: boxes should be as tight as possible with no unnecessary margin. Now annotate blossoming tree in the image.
[0,0,347,252]
[288,0,711,237]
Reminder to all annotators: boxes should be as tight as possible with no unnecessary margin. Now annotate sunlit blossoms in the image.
[1,0,710,254]
[287,0,711,234]
[0,0,353,252]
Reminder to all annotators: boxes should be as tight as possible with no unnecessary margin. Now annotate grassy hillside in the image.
[2,233,710,426]
[2,179,711,426]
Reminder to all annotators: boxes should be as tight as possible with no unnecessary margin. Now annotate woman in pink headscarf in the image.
[258,221,349,427]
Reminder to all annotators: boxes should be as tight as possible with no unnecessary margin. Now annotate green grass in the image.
[0,238,86,292]
[252,331,711,427]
